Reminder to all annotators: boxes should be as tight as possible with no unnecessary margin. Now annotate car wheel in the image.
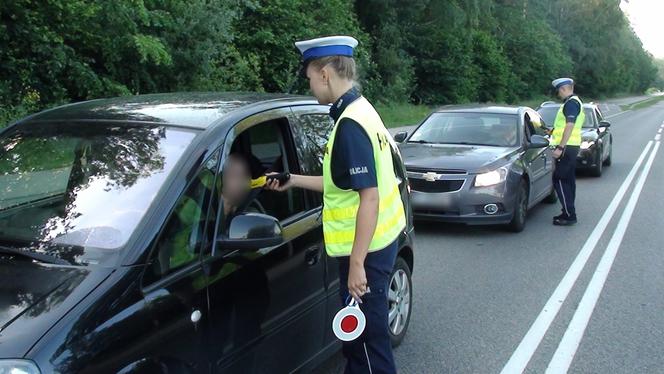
[507,179,528,232]
[388,257,412,347]
[543,186,558,204]
[590,148,603,177]
[603,141,612,166]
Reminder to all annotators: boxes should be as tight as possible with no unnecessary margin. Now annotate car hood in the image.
[0,259,112,357]
[399,143,519,173]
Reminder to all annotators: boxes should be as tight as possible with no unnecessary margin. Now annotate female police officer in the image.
[266,35,406,373]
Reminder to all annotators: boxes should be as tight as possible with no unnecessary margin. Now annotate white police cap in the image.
[295,35,359,62]
[552,78,574,90]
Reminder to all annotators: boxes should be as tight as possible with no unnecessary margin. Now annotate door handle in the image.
[305,247,321,266]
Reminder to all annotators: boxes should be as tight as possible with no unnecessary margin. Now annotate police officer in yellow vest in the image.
[266,36,406,373]
[551,77,585,226]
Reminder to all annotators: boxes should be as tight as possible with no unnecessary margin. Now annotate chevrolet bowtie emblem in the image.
[423,172,441,182]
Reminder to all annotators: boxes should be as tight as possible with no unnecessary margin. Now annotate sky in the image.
[620,0,664,59]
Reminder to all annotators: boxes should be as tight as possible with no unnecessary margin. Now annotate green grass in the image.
[620,95,664,111]
[375,96,554,129]
[375,102,433,128]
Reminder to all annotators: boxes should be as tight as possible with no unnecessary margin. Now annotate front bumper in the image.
[408,171,516,225]
[576,146,599,169]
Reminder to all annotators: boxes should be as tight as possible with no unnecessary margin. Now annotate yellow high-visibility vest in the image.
[551,95,585,146]
[322,96,406,257]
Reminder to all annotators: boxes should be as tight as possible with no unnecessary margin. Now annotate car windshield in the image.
[537,106,595,128]
[0,121,197,265]
[409,112,519,147]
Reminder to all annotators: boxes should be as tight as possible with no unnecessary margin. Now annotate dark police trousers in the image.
[553,146,580,219]
[338,240,398,374]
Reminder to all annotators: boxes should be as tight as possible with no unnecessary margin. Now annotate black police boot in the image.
[553,215,577,226]
[553,213,566,221]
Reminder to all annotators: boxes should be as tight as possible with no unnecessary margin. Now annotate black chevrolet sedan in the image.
[537,101,613,177]
[394,106,556,232]
[0,93,415,373]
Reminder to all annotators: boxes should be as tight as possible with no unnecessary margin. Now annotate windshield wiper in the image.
[408,139,431,144]
[0,245,70,265]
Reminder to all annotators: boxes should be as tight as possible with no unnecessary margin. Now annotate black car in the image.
[394,106,556,232]
[0,93,414,374]
[537,101,613,177]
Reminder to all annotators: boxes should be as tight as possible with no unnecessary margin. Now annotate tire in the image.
[388,257,412,347]
[603,140,612,166]
[590,148,603,177]
[543,186,558,204]
[507,179,528,232]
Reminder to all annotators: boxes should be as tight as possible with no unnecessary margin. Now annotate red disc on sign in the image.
[341,315,358,333]
[332,300,366,341]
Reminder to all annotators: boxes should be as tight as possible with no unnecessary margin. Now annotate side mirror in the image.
[528,134,550,149]
[599,121,611,128]
[394,131,408,143]
[219,213,283,251]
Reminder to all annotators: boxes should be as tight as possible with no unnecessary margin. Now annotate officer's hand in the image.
[348,262,368,304]
[553,149,563,159]
[265,172,293,192]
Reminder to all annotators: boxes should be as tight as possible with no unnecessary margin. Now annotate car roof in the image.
[20,92,318,129]
[434,105,527,115]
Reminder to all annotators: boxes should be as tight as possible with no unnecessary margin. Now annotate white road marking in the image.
[655,134,661,141]
[500,140,655,374]
[658,128,662,133]
[605,110,631,119]
[546,141,661,373]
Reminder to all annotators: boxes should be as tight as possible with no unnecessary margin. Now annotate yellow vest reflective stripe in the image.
[322,97,406,257]
[552,96,585,146]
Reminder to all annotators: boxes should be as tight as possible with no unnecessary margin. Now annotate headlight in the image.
[0,360,41,374]
[474,167,507,187]
[580,140,595,150]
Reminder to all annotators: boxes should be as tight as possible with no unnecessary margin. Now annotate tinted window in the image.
[0,122,196,264]
[148,151,220,280]
[410,112,519,147]
[292,114,333,176]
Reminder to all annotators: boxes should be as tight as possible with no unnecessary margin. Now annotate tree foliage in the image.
[0,0,658,126]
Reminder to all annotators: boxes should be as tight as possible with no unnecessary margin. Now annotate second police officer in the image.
[550,77,584,226]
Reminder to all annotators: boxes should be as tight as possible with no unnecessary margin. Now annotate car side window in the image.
[291,113,333,207]
[527,111,548,137]
[145,150,220,282]
[291,113,333,176]
[222,118,305,227]
[524,113,535,141]
[595,109,604,122]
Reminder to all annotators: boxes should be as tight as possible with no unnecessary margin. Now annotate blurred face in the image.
[306,63,333,104]
[557,84,573,99]
[222,157,250,206]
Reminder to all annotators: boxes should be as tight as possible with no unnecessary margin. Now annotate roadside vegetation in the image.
[1,0,658,128]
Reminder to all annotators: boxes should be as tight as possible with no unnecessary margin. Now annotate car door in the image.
[202,109,327,373]
[522,111,551,203]
[288,106,344,347]
[137,149,222,373]
[595,108,609,160]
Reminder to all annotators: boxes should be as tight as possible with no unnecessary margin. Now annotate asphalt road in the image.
[314,96,664,373]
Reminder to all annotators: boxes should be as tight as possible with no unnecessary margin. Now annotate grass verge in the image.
[620,95,664,111]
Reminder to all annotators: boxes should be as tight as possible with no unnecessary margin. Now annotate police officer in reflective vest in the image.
[551,78,584,226]
[266,35,406,373]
